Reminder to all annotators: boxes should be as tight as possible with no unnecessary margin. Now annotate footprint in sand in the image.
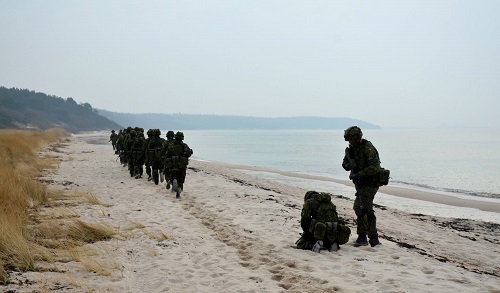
[421,267,435,274]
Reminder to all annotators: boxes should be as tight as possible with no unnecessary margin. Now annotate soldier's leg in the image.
[134,157,140,179]
[128,158,134,177]
[353,194,368,236]
[145,161,152,179]
[159,162,165,183]
[152,161,159,185]
[164,167,171,189]
[357,185,379,246]
[178,168,187,190]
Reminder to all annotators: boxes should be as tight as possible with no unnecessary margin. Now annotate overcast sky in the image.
[1,1,499,128]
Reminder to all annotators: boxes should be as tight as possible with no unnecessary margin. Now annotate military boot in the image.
[311,240,323,253]
[353,234,368,247]
[329,242,339,252]
[369,237,380,247]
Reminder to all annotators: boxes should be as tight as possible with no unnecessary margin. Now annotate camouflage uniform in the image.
[145,129,165,185]
[109,130,119,151]
[342,126,381,247]
[165,131,193,198]
[116,128,128,165]
[131,128,145,179]
[125,129,136,176]
[161,131,175,189]
[144,129,154,180]
[297,191,350,252]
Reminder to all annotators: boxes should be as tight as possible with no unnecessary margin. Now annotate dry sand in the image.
[3,133,500,293]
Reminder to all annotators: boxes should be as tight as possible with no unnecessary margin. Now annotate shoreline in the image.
[205,160,500,213]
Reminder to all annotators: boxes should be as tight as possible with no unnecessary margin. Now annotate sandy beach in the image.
[3,133,500,293]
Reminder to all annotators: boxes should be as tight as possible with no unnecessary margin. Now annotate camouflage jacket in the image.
[165,141,193,169]
[145,136,165,161]
[110,133,118,143]
[342,139,381,185]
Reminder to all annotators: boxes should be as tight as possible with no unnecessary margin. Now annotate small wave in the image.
[393,180,500,199]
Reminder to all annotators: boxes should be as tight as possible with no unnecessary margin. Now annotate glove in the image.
[349,173,359,181]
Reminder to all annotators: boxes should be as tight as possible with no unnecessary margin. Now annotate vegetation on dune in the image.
[0,129,118,285]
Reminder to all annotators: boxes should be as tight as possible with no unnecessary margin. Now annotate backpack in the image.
[308,193,351,245]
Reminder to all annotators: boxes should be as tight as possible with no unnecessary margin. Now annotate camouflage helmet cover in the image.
[166,130,175,138]
[344,126,363,141]
[175,131,184,140]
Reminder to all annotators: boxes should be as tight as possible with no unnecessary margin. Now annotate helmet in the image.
[344,126,362,141]
[155,129,161,136]
[175,131,184,140]
[166,130,175,138]
[111,130,115,133]
[147,129,152,136]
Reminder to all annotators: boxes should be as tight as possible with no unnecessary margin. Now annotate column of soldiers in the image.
[113,127,193,198]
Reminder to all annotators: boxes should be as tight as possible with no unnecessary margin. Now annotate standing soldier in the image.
[161,130,175,189]
[109,130,119,151]
[165,131,193,198]
[342,126,381,247]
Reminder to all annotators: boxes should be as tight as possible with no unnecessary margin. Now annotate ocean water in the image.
[177,129,500,222]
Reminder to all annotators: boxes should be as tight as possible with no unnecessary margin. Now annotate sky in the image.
[1,1,499,128]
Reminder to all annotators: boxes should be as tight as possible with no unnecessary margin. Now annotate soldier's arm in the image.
[358,147,380,178]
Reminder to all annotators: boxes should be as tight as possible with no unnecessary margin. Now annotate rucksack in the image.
[308,193,351,245]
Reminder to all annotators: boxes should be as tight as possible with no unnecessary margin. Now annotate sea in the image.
[176,128,500,223]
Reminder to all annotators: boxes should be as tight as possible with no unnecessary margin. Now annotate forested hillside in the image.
[0,87,122,133]
[98,110,381,130]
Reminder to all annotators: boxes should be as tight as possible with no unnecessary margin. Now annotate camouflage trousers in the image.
[353,184,379,239]
[168,168,187,189]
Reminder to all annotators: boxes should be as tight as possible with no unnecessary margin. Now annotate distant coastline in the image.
[97,110,381,130]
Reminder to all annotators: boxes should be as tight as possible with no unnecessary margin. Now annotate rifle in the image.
[345,147,357,174]
[345,147,360,184]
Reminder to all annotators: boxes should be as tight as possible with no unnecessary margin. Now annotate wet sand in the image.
[214,162,500,213]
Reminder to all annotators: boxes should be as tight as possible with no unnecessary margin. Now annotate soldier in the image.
[146,129,165,185]
[296,191,350,253]
[125,129,136,176]
[161,130,175,189]
[116,129,127,165]
[132,128,145,179]
[109,130,119,151]
[165,131,193,198]
[342,126,381,247]
[144,129,154,181]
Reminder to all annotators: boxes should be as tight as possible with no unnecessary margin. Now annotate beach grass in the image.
[0,129,118,284]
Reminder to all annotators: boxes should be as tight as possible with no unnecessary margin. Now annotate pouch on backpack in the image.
[336,224,351,244]
[308,219,318,234]
[313,222,327,240]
